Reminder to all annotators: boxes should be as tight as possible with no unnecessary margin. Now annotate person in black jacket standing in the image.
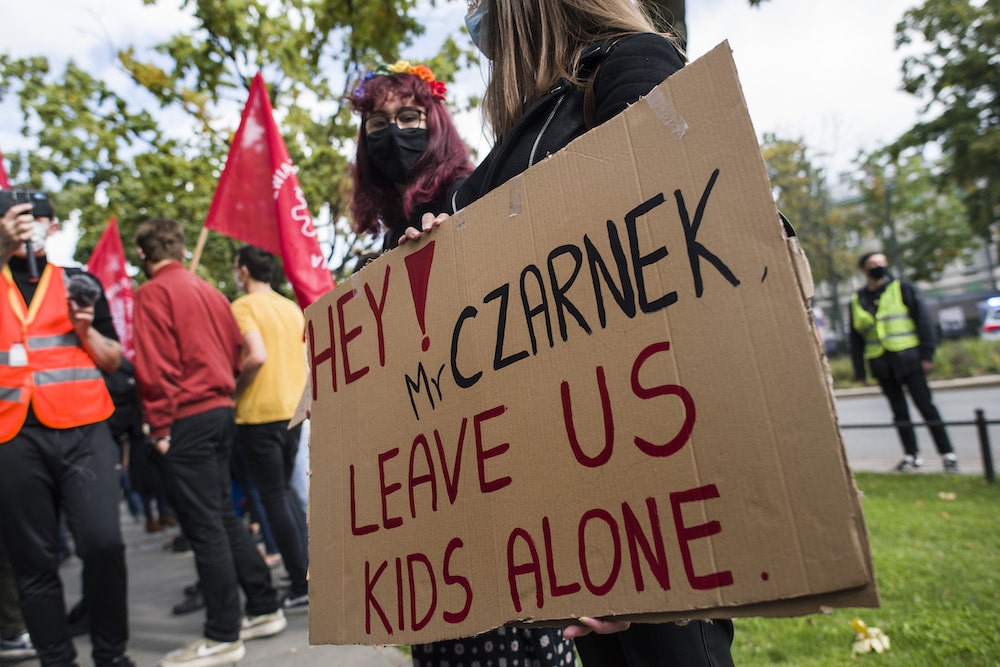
[400,2,735,665]
[849,251,959,473]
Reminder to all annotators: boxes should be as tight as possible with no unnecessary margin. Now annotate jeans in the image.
[0,421,128,666]
[163,408,278,642]
[237,422,308,597]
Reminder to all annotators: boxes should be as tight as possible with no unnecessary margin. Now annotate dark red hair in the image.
[349,73,474,236]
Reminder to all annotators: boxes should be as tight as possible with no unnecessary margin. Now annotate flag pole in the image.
[189,226,210,273]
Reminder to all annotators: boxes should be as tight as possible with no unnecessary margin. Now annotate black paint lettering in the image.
[451,306,482,389]
[675,169,740,297]
[584,220,636,328]
[484,284,529,371]
[624,194,677,313]
[519,265,553,353]
[547,244,592,342]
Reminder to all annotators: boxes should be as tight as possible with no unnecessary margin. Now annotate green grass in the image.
[731,473,1000,665]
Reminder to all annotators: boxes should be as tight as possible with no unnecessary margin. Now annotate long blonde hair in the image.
[480,0,677,142]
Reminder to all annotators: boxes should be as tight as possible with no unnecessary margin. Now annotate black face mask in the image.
[366,126,429,184]
[867,266,888,280]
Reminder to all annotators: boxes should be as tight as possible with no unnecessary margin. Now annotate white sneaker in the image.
[239,608,288,640]
[160,638,246,667]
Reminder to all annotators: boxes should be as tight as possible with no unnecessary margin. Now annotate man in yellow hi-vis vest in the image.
[849,251,958,473]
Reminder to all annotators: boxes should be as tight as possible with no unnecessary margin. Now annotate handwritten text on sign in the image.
[308,172,749,635]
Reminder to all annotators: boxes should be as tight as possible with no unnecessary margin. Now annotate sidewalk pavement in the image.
[28,517,411,667]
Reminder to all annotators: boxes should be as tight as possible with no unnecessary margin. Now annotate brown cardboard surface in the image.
[306,42,877,646]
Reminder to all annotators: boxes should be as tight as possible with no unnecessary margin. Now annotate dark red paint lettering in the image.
[542,516,581,598]
[561,365,615,467]
[408,434,437,519]
[365,559,391,635]
[631,341,695,457]
[442,538,473,624]
[670,484,733,590]
[378,448,403,529]
[578,508,622,596]
[350,464,377,536]
[474,406,512,493]
[407,553,437,631]
[507,527,544,613]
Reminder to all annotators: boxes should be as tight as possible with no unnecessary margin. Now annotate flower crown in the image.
[353,60,447,102]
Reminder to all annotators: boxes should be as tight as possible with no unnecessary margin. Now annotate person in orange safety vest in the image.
[0,193,133,667]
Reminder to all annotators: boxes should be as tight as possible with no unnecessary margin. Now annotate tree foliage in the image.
[0,0,473,292]
[854,149,973,283]
[894,0,999,255]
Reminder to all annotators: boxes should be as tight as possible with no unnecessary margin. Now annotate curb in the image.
[833,374,1000,399]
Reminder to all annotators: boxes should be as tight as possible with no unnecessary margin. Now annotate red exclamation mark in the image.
[404,240,436,352]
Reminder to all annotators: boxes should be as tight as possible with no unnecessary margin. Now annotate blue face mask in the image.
[465,2,489,56]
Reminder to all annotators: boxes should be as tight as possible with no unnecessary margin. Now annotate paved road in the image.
[12,378,998,667]
[835,377,1000,475]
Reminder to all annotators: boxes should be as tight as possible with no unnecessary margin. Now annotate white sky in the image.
[0,0,926,261]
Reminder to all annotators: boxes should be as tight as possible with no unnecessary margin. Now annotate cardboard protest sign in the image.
[306,42,877,646]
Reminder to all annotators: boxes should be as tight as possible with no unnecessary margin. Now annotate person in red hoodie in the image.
[132,218,286,667]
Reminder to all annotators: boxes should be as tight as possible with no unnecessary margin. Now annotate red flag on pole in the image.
[203,73,334,308]
[0,149,10,189]
[86,217,135,361]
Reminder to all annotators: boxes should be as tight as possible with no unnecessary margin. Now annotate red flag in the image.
[204,73,334,308]
[86,217,135,361]
[0,149,10,189]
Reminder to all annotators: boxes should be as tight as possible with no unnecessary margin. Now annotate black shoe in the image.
[171,590,205,616]
[165,534,191,553]
[182,581,201,597]
[66,599,89,638]
[97,656,135,667]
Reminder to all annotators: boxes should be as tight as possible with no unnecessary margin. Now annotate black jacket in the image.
[448,33,685,212]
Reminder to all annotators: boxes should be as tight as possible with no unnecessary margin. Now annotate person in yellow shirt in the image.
[231,245,310,611]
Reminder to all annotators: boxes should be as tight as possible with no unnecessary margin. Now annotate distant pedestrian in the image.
[230,245,310,612]
[133,218,286,667]
[850,251,959,473]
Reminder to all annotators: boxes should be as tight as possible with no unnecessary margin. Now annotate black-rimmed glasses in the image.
[364,107,427,136]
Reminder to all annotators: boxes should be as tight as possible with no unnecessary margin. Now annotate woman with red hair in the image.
[349,61,474,253]
[348,61,577,667]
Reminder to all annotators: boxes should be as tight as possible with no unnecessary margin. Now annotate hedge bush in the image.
[827,338,1000,389]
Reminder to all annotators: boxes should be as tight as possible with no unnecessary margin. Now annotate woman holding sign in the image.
[349,61,578,667]
[399,1,736,665]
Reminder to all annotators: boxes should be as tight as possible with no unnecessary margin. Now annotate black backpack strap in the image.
[581,38,622,131]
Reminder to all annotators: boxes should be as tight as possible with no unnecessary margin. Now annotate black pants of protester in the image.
[163,408,278,642]
[573,620,735,667]
[0,421,127,667]
[878,370,954,458]
[237,422,308,597]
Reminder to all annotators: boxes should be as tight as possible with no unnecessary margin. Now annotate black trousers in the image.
[0,421,128,666]
[877,370,954,457]
[236,421,308,597]
[163,408,278,642]
[573,620,734,667]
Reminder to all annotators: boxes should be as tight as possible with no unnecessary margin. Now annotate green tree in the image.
[0,0,473,290]
[760,134,863,337]
[894,0,999,281]
[855,149,973,284]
